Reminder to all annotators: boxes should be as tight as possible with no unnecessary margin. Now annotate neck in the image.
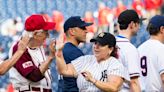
[97,55,110,63]
[118,29,132,40]
[66,37,80,46]
[150,35,164,43]
[28,39,41,48]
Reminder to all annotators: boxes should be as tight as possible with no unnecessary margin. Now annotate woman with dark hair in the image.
[55,32,130,92]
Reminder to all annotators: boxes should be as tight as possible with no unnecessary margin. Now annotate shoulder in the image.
[63,43,83,53]
[76,55,95,61]
[109,57,123,66]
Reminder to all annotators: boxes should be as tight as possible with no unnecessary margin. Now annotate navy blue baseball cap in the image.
[64,16,93,32]
[149,15,164,28]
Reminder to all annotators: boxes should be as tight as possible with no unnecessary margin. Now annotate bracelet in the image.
[93,79,97,85]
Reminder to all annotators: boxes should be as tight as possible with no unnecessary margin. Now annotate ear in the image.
[32,32,38,39]
[128,21,133,29]
[160,26,164,33]
[108,47,114,55]
[68,28,76,36]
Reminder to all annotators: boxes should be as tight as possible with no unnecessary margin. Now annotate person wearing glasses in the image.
[8,14,56,92]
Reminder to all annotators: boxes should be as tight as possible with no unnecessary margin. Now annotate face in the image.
[93,42,113,62]
[33,30,49,45]
[131,22,140,36]
[73,27,87,42]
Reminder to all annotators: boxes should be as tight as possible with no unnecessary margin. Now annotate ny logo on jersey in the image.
[100,70,107,81]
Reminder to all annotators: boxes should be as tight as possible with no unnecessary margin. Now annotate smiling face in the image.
[93,42,113,62]
[33,29,49,46]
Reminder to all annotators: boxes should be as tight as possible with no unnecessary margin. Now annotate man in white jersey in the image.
[9,14,56,92]
[138,15,164,92]
[116,9,146,92]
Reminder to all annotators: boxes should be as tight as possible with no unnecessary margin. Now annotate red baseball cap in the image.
[25,14,55,32]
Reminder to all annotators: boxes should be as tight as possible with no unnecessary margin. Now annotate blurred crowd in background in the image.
[0,0,164,91]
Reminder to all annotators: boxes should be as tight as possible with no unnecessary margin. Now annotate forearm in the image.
[56,56,70,75]
[39,56,53,74]
[0,50,24,75]
[130,77,141,92]
[160,73,164,90]
[55,54,75,77]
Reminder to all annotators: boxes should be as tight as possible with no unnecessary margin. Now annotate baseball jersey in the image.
[72,55,130,92]
[62,42,84,91]
[9,42,52,91]
[116,36,141,90]
[138,39,164,92]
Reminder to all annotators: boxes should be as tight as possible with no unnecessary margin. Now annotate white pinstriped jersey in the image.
[71,55,130,92]
[116,36,141,90]
[138,39,164,92]
[9,42,52,91]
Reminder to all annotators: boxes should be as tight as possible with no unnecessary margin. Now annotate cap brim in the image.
[90,38,106,46]
[43,22,56,31]
[80,22,93,27]
[139,18,146,22]
[90,38,97,42]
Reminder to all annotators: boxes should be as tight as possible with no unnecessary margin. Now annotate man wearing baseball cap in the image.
[9,14,55,92]
[57,16,93,92]
[116,9,146,92]
[138,15,164,91]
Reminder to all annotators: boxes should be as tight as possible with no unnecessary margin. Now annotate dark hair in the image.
[147,23,160,35]
[119,24,129,30]
[119,21,139,30]
[109,46,118,58]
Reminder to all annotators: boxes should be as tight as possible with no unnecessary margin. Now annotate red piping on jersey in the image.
[39,47,49,86]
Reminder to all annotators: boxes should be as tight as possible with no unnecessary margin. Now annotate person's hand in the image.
[81,71,97,84]
[49,40,56,58]
[81,71,94,82]
[17,34,30,52]
[54,39,64,61]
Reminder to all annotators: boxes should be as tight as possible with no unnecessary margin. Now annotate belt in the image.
[31,87,52,92]
[19,87,52,92]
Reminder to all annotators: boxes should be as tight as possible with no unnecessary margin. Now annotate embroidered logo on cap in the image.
[98,32,105,37]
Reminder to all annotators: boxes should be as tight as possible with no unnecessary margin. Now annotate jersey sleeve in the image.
[71,56,88,74]
[126,46,141,77]
[12,43,44,81]
[107,59,130,82]
[157,47,164,75]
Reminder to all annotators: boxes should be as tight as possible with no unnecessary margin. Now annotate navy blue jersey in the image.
[62,42,84,92]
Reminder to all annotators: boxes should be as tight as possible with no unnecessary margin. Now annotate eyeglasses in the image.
[79,27,87,30]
